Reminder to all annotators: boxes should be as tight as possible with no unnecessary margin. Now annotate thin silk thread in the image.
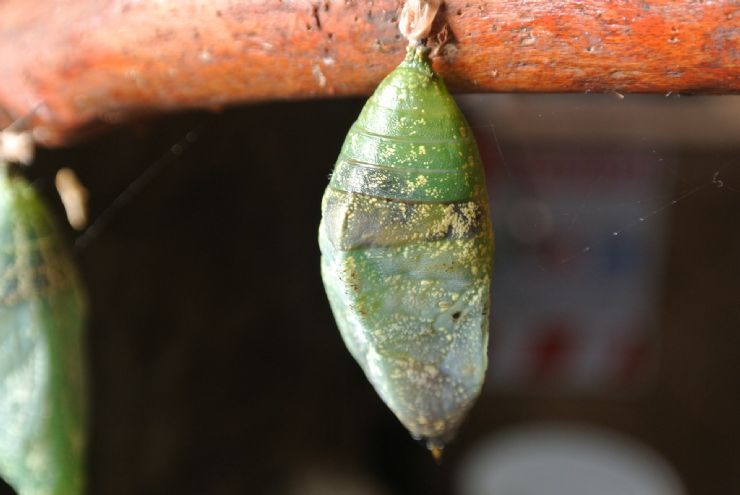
[399,0,442,45]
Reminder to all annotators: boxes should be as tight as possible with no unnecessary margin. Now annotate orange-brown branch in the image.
[0,0,738,145]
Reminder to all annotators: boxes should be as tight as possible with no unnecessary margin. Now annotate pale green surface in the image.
[320,47,494,447]
[0,169,87,495]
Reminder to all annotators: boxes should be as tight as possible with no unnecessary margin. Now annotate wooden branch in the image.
[0,0,738,145]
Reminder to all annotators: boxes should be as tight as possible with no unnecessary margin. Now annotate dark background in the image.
[1,95,738,494]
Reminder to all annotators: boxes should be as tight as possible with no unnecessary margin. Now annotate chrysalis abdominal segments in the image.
[319,46,494,450]
[0,162,88,495]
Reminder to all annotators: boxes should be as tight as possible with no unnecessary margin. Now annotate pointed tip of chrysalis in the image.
[401,44,434,77]
[426,439,445,464]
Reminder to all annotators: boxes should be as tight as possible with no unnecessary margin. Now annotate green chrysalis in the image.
[0,164,88,495]
[319,46,494,453]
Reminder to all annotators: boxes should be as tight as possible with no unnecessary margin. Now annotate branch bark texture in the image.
[0,0,738,144]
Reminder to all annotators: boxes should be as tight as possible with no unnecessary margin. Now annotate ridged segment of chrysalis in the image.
[319,46,493,450]
[0,166,87,495]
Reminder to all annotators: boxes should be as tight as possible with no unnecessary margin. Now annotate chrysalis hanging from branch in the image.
[0,129,88,495]
[318,0,494,459]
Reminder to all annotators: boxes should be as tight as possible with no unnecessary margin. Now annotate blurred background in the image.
[1,93,738,494]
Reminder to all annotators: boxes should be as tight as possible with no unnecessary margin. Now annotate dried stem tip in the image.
[399,0,442,45]
[429,444,444,463]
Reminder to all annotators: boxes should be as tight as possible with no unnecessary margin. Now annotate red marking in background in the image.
[611,332,651,387]
[528,320,576,383]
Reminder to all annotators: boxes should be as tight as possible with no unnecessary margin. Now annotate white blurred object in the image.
[456,423,685,495]
[0,131,34,164]
[55,167,89,230]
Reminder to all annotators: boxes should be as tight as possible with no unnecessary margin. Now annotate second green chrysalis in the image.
[319,46,494,453]
[0,162,88,495]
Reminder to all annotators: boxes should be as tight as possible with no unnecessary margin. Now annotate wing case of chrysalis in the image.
[319,45,494,452]
[0,164,88,495]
